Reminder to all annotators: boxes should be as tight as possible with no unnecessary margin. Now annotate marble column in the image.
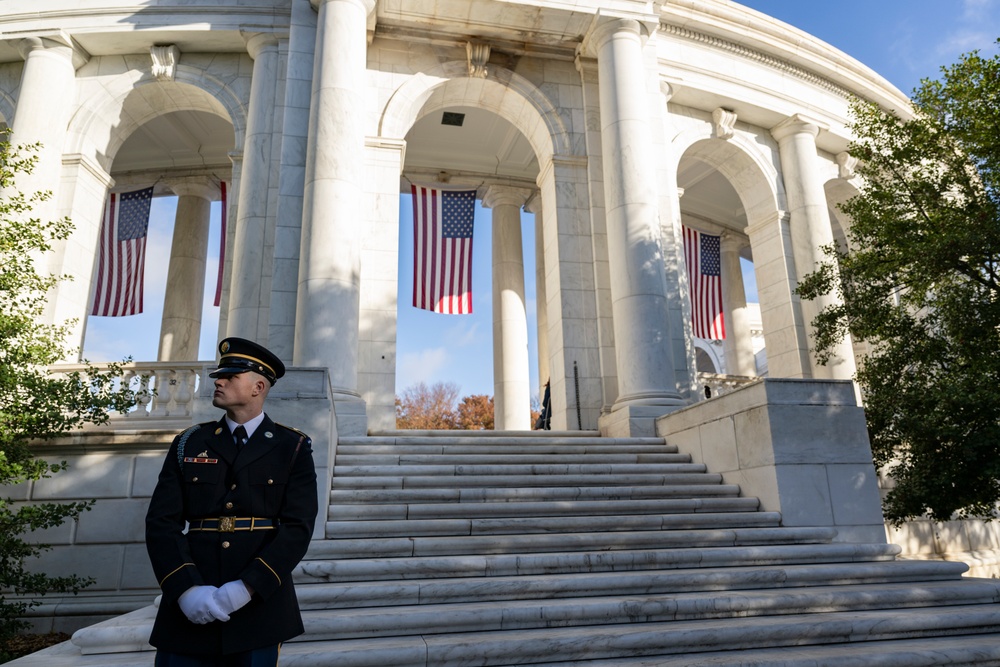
[294,0,376,395]
[9,36,79,223]
[719,233,755,376]
[10,36,84,328]
[227,33,280,341]
[771,114,856,379]
[484,186,532,431]
[526,194,550,404]
[592,18,683,410]
[159,178,216,361]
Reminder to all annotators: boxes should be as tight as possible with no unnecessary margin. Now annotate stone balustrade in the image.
[52,362,206,426]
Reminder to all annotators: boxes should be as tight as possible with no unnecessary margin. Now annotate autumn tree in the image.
[456,394,493,430]
[395,381,460,429]
[0,134,137,657]
[796,42,1000,523]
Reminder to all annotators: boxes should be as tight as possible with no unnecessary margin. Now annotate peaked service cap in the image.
[209,337,285,385]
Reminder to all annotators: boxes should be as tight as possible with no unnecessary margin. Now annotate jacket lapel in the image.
[210,417,239,466]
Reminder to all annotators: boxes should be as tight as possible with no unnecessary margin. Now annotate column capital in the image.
[583,16,643,56]
[770,113,828,143]
[167,176,219,201]
[15,31,89,69]
[481,185,532,210]
[242,31,282,59]
[719,230,745,253]
[310,0,376,15]
[523,190,543,215]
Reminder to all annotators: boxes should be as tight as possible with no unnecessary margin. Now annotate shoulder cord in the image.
[176,424,202,471]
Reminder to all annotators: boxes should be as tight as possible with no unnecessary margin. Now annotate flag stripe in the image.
[683,225,725,340]
[411,185,476,314]
[91,186,153,317]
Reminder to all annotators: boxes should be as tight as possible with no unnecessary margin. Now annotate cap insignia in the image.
[220,341,230,353]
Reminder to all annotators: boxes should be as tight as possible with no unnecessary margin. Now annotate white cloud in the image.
[445,320,481,347]
[935,0,1000,58]
[397,347,450,391]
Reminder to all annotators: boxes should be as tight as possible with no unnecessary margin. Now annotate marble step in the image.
[328,496,760,520]
[309,526,840,558]
[332,472,723,489]
[531,635,1000,666]
[333,462,707,477]
[294,579,1000,640]
[325,510,782,538]
[334,452,690,465]
[296,542,904,583]
[337,443,677,455]
[349,433,659,446]
[292,560,972,610]
[268,604,1000,666]
[328,484,742,505]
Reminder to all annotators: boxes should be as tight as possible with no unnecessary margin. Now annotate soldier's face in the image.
[212,371,263,411]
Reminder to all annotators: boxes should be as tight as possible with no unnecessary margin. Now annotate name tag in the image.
[183,457,219,464]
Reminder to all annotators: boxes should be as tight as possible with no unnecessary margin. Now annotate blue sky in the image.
[82,0,1000,398]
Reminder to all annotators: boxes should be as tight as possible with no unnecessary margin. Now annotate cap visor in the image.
[208,366,252,378]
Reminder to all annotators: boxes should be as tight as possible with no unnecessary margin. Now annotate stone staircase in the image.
[36,430,1000,665]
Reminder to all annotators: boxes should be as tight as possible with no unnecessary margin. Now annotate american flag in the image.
[411,185,476,314]
[683,225,725,340]
[90,186,154,317]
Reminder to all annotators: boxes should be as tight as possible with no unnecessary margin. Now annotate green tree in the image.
[0,134,137,659]
[797,42,1000,524]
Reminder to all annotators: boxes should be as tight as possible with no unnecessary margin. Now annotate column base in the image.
[599,404,681,438]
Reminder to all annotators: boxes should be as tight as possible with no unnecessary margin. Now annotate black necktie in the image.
[233,425,248,449]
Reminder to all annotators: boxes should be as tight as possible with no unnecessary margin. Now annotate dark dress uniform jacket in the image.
[145,415,318,656]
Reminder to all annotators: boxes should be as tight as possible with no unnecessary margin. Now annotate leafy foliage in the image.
[395,382,461,430]
[797,42,1000,524]
[0,134,138,659]
[456,394,494,431]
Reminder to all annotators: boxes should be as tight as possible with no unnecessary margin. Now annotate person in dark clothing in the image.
[145,338,318,666]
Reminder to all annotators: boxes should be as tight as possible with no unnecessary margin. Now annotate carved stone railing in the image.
[696,372,760,399]
[52,361,208,426]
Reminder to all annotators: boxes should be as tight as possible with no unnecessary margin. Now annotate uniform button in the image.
[267,479,274,485]
[222,541,231,549]
[192,477,199,482]
[225,502,234,510]
[230,484,237,491]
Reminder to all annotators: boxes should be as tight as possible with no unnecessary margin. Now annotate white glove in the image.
[214,580,252,616]
[178,585,230,624]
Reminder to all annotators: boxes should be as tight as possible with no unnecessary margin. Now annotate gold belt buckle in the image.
[219,517,236,533]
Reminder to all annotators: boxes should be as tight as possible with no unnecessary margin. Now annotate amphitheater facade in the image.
[3,0,999,656]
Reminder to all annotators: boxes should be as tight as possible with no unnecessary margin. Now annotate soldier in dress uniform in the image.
[145,337,318,666]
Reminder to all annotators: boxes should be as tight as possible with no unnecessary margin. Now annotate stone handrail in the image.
[52,361,207,424]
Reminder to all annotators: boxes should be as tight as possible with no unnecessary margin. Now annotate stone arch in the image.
[668,125,782,227]
[825,176,860,249]
[693,340,722,374]
[66,63,247,173]
[379,61,573,160]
